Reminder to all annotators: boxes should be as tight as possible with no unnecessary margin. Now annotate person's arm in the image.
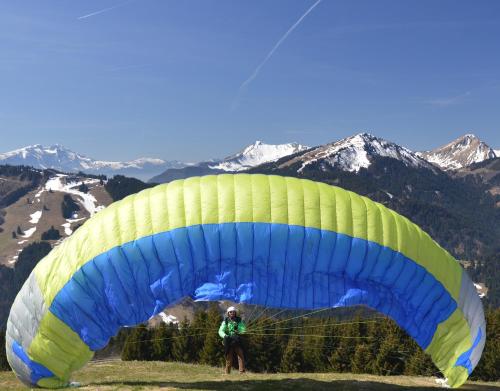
[218,320,227,339]
[237,320,246,334]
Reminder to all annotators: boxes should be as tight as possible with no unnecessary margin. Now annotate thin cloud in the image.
[425,91,471,107]
[233,0,323,108]
[77,0,135,20]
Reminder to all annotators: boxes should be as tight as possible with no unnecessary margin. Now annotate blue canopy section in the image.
[12,341,54,384]
[49,222,457,352]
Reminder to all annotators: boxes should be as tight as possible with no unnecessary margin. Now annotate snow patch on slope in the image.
[62,217,85,236]
[29,210,42,224]
[45,174,105,216]
[22,227,37,238]
[159,313,179,325]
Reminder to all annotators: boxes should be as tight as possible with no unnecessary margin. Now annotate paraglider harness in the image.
[223,316,243,355]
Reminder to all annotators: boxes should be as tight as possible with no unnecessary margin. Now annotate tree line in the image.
[116,304,499,382]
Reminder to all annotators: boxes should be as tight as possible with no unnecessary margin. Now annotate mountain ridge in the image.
[0,144,185,181]
[149,140,309,183]
[2,134,498,183]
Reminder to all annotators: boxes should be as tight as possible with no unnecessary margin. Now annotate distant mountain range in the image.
[150,133,498,183]
[0,144,185,181]
[0,134,497,183]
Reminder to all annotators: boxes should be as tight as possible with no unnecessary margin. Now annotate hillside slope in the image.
[0,173,113,266]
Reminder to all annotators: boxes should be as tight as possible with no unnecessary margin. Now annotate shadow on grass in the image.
[85,378,500,391]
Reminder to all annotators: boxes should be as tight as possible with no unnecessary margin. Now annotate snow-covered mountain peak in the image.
[210,141,309,172]
[419,134,496,170]
[281,133,434,173]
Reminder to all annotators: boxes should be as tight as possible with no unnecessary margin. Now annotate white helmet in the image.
[227,306,237,314]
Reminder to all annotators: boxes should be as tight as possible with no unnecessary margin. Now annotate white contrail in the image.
[77,0,135,20]
[238,0,323,92]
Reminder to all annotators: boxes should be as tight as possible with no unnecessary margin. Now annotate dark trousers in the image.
[225,344,245,374]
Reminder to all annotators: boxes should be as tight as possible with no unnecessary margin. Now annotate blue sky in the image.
[0,0,499,161]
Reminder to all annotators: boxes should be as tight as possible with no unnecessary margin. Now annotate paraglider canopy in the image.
[6,174,485,388]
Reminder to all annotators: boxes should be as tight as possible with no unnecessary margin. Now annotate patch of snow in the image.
[45,174,105,216]
[22,227,37,238]
[67,217,85,223]
[385,192,393,199]
[159,313,179,325]
[494,149,499,157]
[17,240,28,245]
[62,223,73,236]
[34,187,44,198]
[29,210,42,224]
[62,217,85,236]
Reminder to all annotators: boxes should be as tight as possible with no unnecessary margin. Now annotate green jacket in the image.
[218,316,246,339]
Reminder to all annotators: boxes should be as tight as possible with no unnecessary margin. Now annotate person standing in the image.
[218,306,246,374]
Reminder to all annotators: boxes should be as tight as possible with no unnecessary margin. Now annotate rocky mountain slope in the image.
[418,134,497,170]
[274,133,436,173]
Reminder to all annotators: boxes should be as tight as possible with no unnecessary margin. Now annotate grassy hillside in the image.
[0,361,498,391]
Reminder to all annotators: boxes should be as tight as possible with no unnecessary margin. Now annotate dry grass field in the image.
[0,360,498,391]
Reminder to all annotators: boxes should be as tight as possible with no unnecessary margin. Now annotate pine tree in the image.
[191,310,208,362]
[470,309,500,381]
[244,318,282,373]
[329,320,358,373]
[199,304,223,367]
[171,318,194,363]
[374,333,404,375]
[121,326,152,361]
[0,329,10,370]
[302,319,327,373]
[16,226,23,235]
[151,323,175,361]
[404,345,435,376]
[12,231,16,239]
[351,343,374,374]
[280,335,303,372]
